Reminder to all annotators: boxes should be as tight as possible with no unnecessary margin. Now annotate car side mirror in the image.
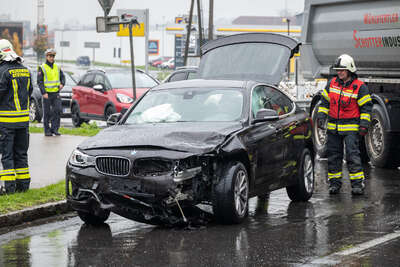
[106,112,121,126]
[93,84,105,91]
[253,108,279,124]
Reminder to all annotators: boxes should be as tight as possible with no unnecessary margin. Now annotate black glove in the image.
[359,126,368,136]
[317,118,326,130]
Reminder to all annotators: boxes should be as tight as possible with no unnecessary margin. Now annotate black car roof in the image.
[153,79,249,91]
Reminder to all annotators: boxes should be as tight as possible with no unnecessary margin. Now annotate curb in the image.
[0,200,72,228]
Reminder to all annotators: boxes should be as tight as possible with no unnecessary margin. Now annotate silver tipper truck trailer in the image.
[301,0,400,168]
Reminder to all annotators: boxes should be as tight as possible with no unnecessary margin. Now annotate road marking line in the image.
[307,231,400,265]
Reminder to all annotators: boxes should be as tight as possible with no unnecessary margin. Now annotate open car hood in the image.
[198,33,300,85]
[79,122,243,154]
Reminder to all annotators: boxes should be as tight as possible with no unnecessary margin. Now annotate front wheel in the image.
[105,106,117,123]
[212,162,249,224]
[286,148,314,201]
[311,101,327,157]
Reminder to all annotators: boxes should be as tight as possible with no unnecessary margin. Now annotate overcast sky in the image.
[2,0,304,29]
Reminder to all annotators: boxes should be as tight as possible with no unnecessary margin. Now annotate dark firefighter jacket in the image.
[0,60,33,128]
[317,76,372,134]
[37,60,65,95]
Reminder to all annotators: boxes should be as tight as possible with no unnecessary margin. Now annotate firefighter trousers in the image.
[43,93,61,135]
[327,132,365,188]
[0,126,30,193]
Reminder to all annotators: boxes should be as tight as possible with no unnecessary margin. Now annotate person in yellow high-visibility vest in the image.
[0,39,33,194]
[37,48,65,136]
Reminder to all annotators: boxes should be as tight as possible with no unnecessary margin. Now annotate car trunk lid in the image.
[198,33,300,86]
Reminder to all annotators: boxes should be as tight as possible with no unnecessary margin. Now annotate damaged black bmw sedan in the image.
[66,33,314,226]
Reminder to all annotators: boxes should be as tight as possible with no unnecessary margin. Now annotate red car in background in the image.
[150,56,172,68]
[71,69,159,127]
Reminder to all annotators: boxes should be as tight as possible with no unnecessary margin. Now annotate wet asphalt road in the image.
[1,159,400,266]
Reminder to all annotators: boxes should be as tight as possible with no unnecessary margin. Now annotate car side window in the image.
[264,86,294,115]
[251,85,269,118]
[187,71,198,80]
[81,74,95,87]
[169,72,187,82]
[94,74,106,89]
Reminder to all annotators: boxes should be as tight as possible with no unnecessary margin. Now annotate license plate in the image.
[63,108,71,113]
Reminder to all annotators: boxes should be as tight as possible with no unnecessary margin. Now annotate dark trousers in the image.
[327,132,364,187]
[43,93,61,134]
[0,126,30,193]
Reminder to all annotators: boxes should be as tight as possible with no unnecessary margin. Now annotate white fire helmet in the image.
[45,48,56,56]
[332,54,357,73]
[0,39,22,62]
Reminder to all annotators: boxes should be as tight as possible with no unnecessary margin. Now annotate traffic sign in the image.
[96,16,119,33]
[97,0,115,16]
[116,9,147,37]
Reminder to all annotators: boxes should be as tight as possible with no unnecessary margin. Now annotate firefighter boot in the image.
[4,181,16,194]
[329,179,342,194]
[351,179,365,195]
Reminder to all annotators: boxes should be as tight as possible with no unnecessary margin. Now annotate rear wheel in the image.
[29,98,42,123]
[365,105,400,168]
[71,104,85,127]
[286,148,314,201]
[212,162,249,224]
[77,210,110,225]
[311,101,327,157]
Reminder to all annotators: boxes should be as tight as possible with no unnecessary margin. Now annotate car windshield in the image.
[107,72,158,88]
[125,88,244,124]
[65,73,76,86]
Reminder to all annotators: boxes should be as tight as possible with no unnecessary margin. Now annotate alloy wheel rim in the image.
[303,154,314,193]
[234,169,248,216]
[29,101,36,121]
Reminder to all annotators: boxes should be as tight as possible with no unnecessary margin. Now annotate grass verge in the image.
[29,122,101,136]
[0,180,65,214]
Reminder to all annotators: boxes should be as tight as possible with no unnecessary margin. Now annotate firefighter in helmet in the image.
[0,39,33,194]
[317,54,372,195]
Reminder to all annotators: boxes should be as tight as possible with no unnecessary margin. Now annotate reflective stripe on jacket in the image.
[0,61,32,125]
[317,76,372,133]
[40,63,60,93]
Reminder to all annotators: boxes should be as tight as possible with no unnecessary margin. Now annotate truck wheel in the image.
[71,104,84,127]
[77,209,110,225]
[286,148,314,201]
[365,105,400,168]
[311,101,327,157]
[29,98,42,123]
[212,162,249,224]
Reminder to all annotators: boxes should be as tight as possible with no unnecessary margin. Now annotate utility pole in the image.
[208,0,214,41]
[196,0,203,46]
[184,0,195,66]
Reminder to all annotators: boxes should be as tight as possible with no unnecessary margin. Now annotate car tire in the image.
[71,104,85,127]
[105,106,117,123]
[365,105,400,168]
[212,162,249,224]
[77,210,110,225]
[286,148,314,202]
[29,98,42,123]
[311,101,327,158]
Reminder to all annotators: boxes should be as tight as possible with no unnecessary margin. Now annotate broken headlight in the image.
[69,149,95,167]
